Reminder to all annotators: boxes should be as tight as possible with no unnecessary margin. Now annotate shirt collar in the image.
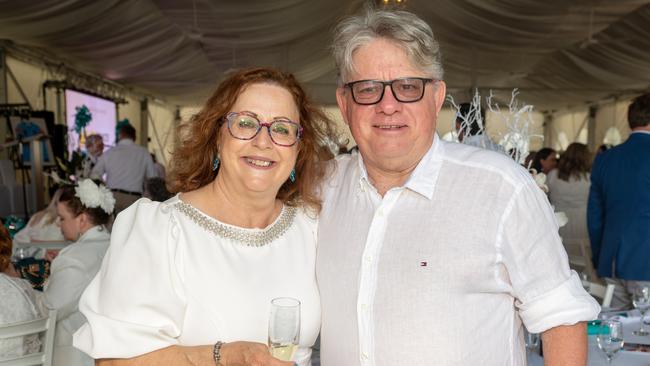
[631,130,650,136]
[403,134,443,199]
[356,134,443,200]
[118,138,135,146]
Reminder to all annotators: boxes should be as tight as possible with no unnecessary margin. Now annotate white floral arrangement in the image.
[450,90,567,228]
[75,179,115,214]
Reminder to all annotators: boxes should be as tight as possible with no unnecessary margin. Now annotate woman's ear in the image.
[77,212,93,232]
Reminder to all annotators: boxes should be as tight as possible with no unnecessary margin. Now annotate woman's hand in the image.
[220,341,295,366]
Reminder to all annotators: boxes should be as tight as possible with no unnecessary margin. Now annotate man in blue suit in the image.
[588,93,650,308]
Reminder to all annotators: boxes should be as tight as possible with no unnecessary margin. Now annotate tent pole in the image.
[0,48,8,161]
[0,47,7,104]
[587,106,598,152]
[140,98,149,147]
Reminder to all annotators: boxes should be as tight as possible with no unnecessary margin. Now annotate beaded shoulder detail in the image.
[173,201,297,247]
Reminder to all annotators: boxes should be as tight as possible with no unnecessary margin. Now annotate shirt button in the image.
[361,352,369,360]
[361,304,369,310]
[376,208,384,217]
[364,256,372,263]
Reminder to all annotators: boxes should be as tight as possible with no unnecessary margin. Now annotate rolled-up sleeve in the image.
[73,199,187,359]
[499,181,600,334]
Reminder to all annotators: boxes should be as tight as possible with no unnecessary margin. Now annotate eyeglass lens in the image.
[228,113,300,146]
[350,78,428,105]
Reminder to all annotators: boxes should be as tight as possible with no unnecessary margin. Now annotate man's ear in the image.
[336,87,351,126]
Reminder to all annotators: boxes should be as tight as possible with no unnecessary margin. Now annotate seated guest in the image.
[0,222,47,361]
[547,143,592,250]
[13,187,65,258]
[12,188,65,290]
[43,179,113,366]
[531,147,558,174]
[74,68,336,366]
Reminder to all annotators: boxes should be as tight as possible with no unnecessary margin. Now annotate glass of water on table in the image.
[632,286,650,336]
[596,319,624,364]
[268,297,300,361]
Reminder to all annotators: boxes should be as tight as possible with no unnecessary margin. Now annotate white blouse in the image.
[74,196,321,366]
[0,274,46,360]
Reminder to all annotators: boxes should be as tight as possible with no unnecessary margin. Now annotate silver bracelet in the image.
[213,341,225,366]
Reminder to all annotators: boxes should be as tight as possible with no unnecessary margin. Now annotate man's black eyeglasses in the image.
[344,77,436,105]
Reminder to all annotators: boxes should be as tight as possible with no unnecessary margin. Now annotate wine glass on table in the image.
[268,297,300,361]
[632,286,650,336]
[596,319,624,364]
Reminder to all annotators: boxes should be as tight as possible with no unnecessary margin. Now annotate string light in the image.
[380,0,407,6]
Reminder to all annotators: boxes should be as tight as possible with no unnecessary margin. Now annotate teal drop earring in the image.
[289,168,296,183]
[212,157,220,171]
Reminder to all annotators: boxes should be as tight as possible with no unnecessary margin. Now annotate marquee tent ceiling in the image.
[1,0,649,110]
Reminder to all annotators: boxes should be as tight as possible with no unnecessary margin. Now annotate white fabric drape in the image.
[0,0,648,108]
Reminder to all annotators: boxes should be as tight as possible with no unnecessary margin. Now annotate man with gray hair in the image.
[317,8,599,365]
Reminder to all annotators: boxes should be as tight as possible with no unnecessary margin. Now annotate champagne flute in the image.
[632,287,650,336]
[596,319,624,364]
[268,297,300,361]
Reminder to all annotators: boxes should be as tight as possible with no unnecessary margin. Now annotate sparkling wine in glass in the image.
[268,297,300,361]
[596,319,624,364]
[632,287,650,336]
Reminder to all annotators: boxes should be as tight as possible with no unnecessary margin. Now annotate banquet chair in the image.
[0,309,57,366]
[584,282,615,308]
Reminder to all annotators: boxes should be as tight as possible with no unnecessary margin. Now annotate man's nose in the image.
[375,84,401,114]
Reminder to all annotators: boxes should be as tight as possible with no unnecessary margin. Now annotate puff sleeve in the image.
[73,199,187,358]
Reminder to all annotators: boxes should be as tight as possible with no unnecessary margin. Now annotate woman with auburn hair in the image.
[547,143,593,249]
[75,68,337,366]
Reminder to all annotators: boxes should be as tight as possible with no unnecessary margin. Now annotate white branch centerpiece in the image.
[448,89,566,228]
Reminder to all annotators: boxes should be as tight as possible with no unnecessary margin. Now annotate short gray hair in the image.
[332,8,444,85]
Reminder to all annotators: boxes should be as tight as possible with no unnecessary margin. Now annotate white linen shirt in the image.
[316,134,600,366]
[91,139,155,193]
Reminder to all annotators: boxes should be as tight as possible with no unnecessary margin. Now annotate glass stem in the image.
[640,310,647,333]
